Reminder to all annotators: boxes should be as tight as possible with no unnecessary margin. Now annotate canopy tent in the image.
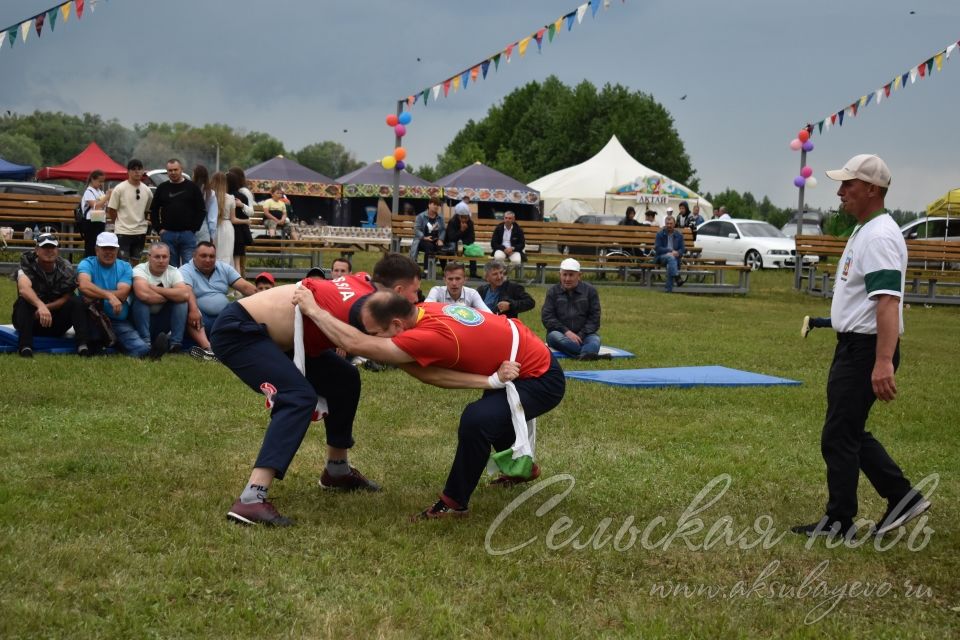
[336,162,441,226]
[0,157,35,181]
[926,188,960,217]
[36,142,128,182]
[435,162,540,220]
[245,156,340,223]
[529,135,711,223]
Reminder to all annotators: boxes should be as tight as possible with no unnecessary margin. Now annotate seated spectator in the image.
[475,259,534,318]
[654,216,685,293]
[255,272,276,292]
[131,242,191,353]
[305,266,326,280]
[179,241,256,349]
[259,185,289,238]
[409,197,447,274]
[424,262,491,311]
[330,257,352,278]
[445,203,480,278]
[541,258,607,361]
[618,206,641,226]
[77,232,168,359]
[490,211,525,265]
[12,232,89,357]
[643,210,657,226]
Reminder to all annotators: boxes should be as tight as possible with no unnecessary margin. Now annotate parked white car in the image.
[695,218,818,270]
[899,216,960,242]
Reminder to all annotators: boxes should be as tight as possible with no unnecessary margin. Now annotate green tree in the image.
[294,141,363,178]
[0,132,43,168]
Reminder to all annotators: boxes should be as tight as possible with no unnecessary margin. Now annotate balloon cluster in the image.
[789,129,817,189]
[382,111,413,171]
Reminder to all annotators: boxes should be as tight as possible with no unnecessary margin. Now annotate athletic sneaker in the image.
[147,333,169,360]
[791,517,858,540]
[873,494,931,537]
[412,496,469,521]
[189,346,219,363]
[226,499,294,527]
[18,347,33,358]
[490,463,541,487]
[318,466,382,492]
[801,315,812,338]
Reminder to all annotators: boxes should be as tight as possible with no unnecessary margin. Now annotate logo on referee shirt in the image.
[442,304,485,326]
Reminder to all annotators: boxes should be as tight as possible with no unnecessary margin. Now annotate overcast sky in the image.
[1,0,958,213]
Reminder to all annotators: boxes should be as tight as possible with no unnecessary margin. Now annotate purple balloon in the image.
[395,160,406,171]
[794,176,806,188]
[802,140,814,152]
[394,124,407,137]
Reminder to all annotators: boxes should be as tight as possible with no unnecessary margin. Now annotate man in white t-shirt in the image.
[107,158,154,266]
[792,154,930,541]
[424,262,491,311]
[131,242,191,353]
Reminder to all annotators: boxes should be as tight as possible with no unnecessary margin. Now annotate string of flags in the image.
[807,36,959,137]
[398,0,624,108]
[0,0,105,52]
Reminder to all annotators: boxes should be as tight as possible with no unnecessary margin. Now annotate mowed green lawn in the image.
[0,264,957,639]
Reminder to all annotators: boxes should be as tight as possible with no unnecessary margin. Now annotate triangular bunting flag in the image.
[548,23,556,43]
[76,0,85,19]
[577,3,588,23]
[865,93,873,107]
[61,3,71,22]
[407,95,415,106]
[492,53,501,70]
[884,83,891,97]
[422,89,429,106]
[909,67,918,83]
[460,70,468,89]
[0,31,4,51]
[817,121,823,134]
[824,118,831,132]
[591,0,601,18]
[442,79,451,97]
[859,95,867,107]
[432,84,441,100]
[830,113,837,125]
[20,21,31,43]
[918,62,926,78]
[837,110,844,126]
[850,103,858,117]
[925,58,934,75]
[604,0,611,8]
[901,71,910,86]
[35,14,45,37]
[518,37,530,57]
[947,43,957,60]
[566,13,575,30]
[470,65,480,82]
[47,8,58,31]
[6,28,16,48]
[481,59,490,79]
[534,29,545,53]
[875,89,883,104]
[935,53,943,71]
[452,75,460,92]
[504,43,514,63]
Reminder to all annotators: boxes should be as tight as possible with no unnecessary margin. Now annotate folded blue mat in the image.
[565,365,800,388]
[0,324,80,353]
[550,345,634,359]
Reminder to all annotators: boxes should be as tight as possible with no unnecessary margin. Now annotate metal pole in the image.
[390,100,404,218]
[793,147,807,290]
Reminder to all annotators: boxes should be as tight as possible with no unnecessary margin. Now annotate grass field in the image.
[0,263,957,639]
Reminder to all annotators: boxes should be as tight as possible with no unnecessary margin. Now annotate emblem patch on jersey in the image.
[841,255,852,280]
[442,304,485,326]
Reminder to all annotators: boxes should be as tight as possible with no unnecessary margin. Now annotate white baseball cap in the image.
[559,258,581,272]
[825,154,891,188]
[666,207,674,213]
[453,202,471,216]
[96,231,120,247]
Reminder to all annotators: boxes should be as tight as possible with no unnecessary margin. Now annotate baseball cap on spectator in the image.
[666,207,674,214]
[825,154,892,188]
[453,202,471,216]
[96,231,120,247]
[559,258,581,272]
[255,272,275,285]
[36,232,59,247]
[305,267,326,279]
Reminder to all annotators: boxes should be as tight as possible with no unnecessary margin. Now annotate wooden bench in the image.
[0,192,81,232]
[796,234,960,305]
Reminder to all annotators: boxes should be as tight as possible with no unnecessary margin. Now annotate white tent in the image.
[529,135,711,223]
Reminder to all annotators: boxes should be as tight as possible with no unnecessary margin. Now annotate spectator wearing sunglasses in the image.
[107,158,154,267]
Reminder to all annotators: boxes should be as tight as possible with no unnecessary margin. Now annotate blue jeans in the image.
[546,330,601,358]
[656,254,679,291]
[160,230,197,268]
[131,298,187,346]
[111,319,151,357]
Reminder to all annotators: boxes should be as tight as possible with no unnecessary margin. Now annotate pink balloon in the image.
[789,139,802,151]
[801,166,813,178]
[394,124,406,137]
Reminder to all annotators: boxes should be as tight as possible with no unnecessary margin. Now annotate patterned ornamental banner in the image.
[248,180,341,198]
[443,186,540,205]
[342,184,443,199]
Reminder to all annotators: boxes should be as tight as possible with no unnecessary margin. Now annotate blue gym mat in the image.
[565,365,800,388]
[550,345,634,359]
[0,324,80,354]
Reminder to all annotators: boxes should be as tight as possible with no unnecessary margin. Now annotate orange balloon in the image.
[394,147,407,161]
[386,114,399,127]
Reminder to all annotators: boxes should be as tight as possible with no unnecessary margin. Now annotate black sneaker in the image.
[189,346,219,363]
[77,343,90,357]
[227,499,294,527]
[168,342,183,354]
[147,333,169,360]
[18,346,33,358]
[319,466,382,492]
[873,493,931,537]
[412,496,469,521]
[578,352,598,361]
[791,517,857,540]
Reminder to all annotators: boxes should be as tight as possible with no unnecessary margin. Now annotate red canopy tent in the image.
[37,142,128,182]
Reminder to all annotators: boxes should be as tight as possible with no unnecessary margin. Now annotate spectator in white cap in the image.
[661,207,675,228]
[541,258,608,360]
[445,202,479,278]
[77,232,168,358]
[792,153,930,540]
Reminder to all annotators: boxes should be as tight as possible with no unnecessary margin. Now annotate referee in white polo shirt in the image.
[792,154,930,540]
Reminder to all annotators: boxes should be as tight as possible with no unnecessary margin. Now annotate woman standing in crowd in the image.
[212,171,238,263]
[227,166,255,274]
[192,164,218,244]
[80,170,110,257]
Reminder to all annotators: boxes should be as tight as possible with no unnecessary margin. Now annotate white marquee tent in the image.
[529,135,711,223]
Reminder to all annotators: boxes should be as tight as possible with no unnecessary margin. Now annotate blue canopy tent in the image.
[245,156,340,224]
[0,157,36,181]
[435,162,541,221]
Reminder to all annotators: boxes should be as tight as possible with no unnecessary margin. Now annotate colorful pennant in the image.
[0,0,107,54]
[806,36,959,137]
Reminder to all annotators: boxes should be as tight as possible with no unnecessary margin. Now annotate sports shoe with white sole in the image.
[226,499,294,527]
[189,346,219,363]
[873,494,931,537]
[319,466,382,492]
[801,315,812,338]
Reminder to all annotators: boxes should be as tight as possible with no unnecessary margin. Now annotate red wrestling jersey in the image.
[391,302,551,378]
[301,274,375,356]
